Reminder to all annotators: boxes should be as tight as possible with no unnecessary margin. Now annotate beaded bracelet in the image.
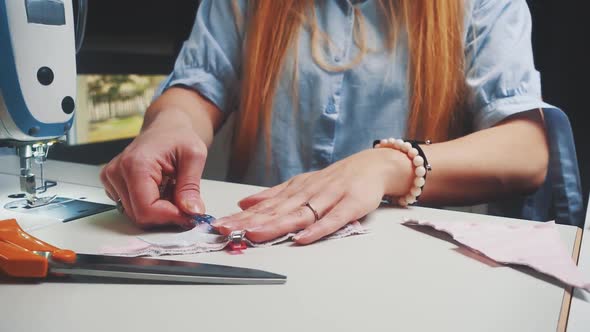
[373,138,431,207]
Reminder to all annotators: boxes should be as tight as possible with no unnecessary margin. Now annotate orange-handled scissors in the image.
[0,219,286,284]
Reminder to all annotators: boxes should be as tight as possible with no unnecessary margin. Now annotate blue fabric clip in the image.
[192,214,219,233]
[193,214,216,225]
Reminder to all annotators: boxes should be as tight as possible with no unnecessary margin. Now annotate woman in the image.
[101,0,553,245]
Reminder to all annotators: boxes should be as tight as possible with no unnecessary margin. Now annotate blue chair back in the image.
[487,107,585,227]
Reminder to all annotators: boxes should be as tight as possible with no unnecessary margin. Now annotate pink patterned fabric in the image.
[403,219,589,290]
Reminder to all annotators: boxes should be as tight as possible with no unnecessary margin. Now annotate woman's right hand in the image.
[100,109,208,229]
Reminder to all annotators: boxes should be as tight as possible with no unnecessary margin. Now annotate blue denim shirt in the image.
[156,0,556,187]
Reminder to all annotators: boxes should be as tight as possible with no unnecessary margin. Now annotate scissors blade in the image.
[48,254,286,285]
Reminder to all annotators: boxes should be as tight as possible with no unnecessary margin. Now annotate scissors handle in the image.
[0,219,76,278]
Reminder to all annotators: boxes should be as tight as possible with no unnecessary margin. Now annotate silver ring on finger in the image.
[303,201,320,222]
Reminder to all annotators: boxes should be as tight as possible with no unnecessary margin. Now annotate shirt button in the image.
[334,89,341,96]
[325,103,337,114]
[334,55,341,63]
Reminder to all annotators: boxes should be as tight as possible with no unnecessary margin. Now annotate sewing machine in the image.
[0,0,86,206]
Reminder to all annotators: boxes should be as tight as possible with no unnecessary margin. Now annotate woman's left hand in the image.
[212,148,413,245]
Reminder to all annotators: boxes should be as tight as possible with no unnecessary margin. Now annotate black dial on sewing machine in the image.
[37,66,54,86]
[61,96,75,114]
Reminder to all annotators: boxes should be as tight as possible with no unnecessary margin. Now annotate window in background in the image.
[71,74,166,144]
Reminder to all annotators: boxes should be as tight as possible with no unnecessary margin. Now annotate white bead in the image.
[402,142,412,152]
[395,139,404,149]
[408,148,419,158]
[387,138,396,145]
[413,155,424,167]
[375,144,381,148]
[380,139,388,145]
[414,177,425,187]
[398,197,408,206]
[405,194,416,204]
[415,166,426,177]
[411,186,422,197]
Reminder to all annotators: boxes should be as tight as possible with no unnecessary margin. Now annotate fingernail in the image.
[211,218,225,227]
[213,222,234,231]
[246,226,263,233]
[293,230,309,241]
[237,200,248,210]
[183,198,203,214]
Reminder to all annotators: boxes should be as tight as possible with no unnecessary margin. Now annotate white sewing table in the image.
[0,155,584,332]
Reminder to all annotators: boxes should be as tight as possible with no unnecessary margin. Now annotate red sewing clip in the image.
[227,230,247,254]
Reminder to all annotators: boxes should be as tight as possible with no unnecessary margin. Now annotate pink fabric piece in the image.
[403,218,590,290]
[101,221,368,257]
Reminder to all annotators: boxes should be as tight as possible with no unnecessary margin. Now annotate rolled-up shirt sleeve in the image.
[465,0,556,130]
[154,0,244,113]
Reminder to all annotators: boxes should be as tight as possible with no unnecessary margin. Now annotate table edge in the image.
[558,227,584,332]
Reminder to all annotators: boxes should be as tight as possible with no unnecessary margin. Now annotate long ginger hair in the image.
[231,1,466,176]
